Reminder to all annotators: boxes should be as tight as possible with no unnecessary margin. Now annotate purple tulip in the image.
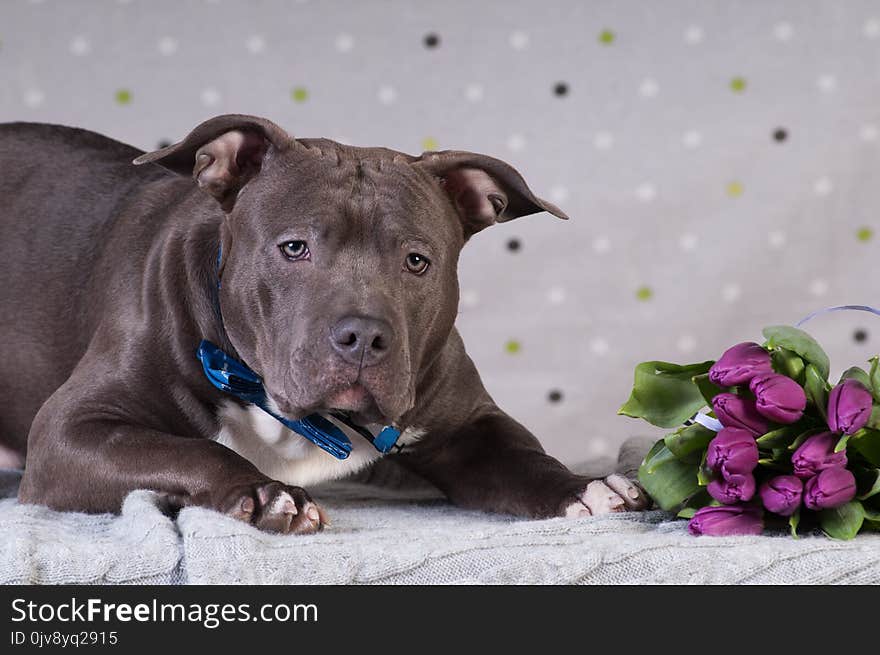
[791,431,847,479]
[712,393,770,436]
[706,428,759,475]
[803,467,857,510]
[750,373,807,424]
[827,379,873,435]
[759,475,803,516]
[708,342,773,387]
[708,472,756,504]
[687,505,764,536]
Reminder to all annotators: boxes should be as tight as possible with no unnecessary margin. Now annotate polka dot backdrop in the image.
[2,0,880,464]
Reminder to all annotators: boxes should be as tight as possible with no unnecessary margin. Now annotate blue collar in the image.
[197,246,401,460]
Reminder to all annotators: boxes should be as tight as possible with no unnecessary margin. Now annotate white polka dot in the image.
[768,230,787,249]
[682,130,702,149]
[69,35,91,56]
[592,236,611,254]
[23,89,44,108]
[506,133,526,152]
[638,78,659,98]
[817,74,837,93]
[865,18,880,38]
[684,25,704,44]
[245,34,266,54]
[157,36,178,56]
[860,124,878,142]
[378,85,397,105]
[814,177,833,196]
[635,183,657,202]
[593,131,614,150]
[549,185,569,204]
[464,83,484,102]
[773,22,794,42]
[809,278,829,296]
[547,286,567,305]
[200,87,221,107]
[509,30,530,50]
[460,290,479,308]
[589,338,610,356]
[334,33,354,53]
[722,283,741,303]
[679,233,698,251]
[676,335,697,353]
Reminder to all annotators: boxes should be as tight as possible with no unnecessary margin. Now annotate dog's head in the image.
[135,114,567,425]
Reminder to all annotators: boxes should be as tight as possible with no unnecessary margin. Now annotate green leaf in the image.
[692,373,725,406]
[757,458,788,471]
[848,428,880,467]
[819,500,865,540]
[788,427,830,451]
[763,325,830,381]
[637,440,701,511]
[856,469,880,500]
[869,356,880,403]
[804,364,830,421]
[867,406,880,431]
[677,507,697,519]
[789,507,800,538]
[619,360,714,428]
[771,348,805,384]
[834,434,851,453]
[756,425,801,449]
[664,423,716,459]
[696,448,713,486]
[863,505,880,522]
[840,366,871,388]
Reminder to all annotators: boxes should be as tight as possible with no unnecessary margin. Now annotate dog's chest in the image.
[213,401,423,487]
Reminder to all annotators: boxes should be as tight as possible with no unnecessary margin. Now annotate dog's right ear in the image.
[133,114,292,212]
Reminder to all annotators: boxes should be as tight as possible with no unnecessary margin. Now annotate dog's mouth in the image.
[323,383,386,425]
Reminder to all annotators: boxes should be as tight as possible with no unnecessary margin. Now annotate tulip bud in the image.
[791,431,847,479]
[708,472,756,504]
[712,393,769,436]
[803,467,857,510]
[708,342,773,387]
[687,504,764,536]
[759,475,803,516]
[827,379,873,435]
[706,428,759,475]
[749,373,807,424]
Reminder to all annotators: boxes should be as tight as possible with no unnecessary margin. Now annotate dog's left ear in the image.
[413,150,569,238]
[132,114,292,212]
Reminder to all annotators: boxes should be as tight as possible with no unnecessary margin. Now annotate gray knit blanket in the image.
[3,441,880,584]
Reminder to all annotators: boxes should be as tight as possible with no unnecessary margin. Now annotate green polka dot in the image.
[504,340,522,354]
[730,77,747,93]
[598,29,615,45]
[857,226,873,242]
[291,86,308,103]
[726,181,744,197]
[421,136,438,151]
[114,89,132,105]
[636,286,653,301]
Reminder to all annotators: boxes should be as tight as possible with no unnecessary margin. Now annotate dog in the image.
[0,114,649,534]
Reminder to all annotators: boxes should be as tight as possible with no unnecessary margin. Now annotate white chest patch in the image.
[214,401,426,488]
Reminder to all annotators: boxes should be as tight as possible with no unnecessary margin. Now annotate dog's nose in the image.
[330,316,394,367]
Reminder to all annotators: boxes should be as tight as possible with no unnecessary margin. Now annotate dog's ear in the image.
[413,150,569,238]
[133,114,292,212]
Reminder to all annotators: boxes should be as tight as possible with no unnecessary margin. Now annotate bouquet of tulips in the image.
[620,325,880,539]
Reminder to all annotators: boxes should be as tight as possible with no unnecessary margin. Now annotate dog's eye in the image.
[280,240,310,261]
[405,252,430,275]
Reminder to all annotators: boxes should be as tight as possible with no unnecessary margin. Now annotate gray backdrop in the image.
[2,0,879,464]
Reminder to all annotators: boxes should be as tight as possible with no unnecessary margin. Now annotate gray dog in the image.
[0,114,648,534]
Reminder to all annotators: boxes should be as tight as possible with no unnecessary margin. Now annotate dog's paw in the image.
[563,474,651,518]
[220,481,329,534]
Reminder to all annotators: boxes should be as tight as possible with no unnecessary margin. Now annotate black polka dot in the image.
[854,328,868,343]
[548,389,564,403]
[773,128,788,142]
[157,139,172,149]
[553,82,569,97]
[423,33,440,48]
[506,238,521,252]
